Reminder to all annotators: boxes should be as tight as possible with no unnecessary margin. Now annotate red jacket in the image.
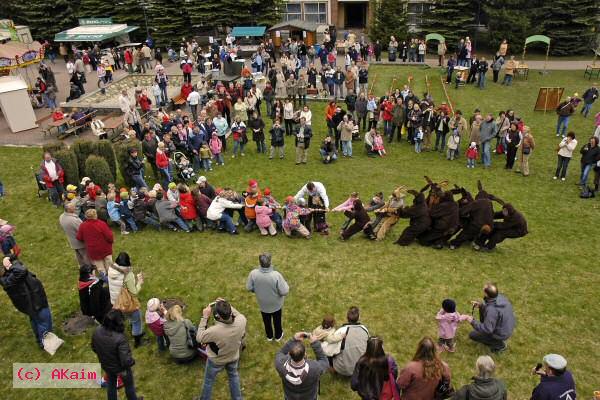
[138,95,152,112]
[382,101,394,121]
[124,50,133,64]
[180,84,193,99]
[156,150,169,168]
[182,63,193,74]
[76,219,114,260]
[39,159,65,188]
[179,192,197,220]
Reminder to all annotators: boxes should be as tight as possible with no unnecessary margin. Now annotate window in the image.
[304,2,327,24]
[284,3,302,21]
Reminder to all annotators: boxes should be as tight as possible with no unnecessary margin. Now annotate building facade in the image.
[281,0,431,33]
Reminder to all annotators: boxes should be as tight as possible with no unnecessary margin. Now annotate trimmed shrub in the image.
[42,142,66,157]
[96,140,117,180]
[114,138,143,187]
[72,139,97,178]
[85,155,114,190]
[54,148,80,186]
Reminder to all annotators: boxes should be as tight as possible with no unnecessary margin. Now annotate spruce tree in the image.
[420,0,474,51]
[536,0,597,55]
[370,0,408,49]
[7,0,77,40]
[147,0,191,47]
[483,0,532,54]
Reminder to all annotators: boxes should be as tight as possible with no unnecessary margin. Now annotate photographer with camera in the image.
[530,354,576,400]
[465,283,515,353]
[196,299,247,400]
[274,331,329,400]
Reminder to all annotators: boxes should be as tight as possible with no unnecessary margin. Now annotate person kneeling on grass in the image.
[283,196,313,239]
[154,191,190,232]
[206,188,244,235]
[473,203,527,251]
[255,200,277,236]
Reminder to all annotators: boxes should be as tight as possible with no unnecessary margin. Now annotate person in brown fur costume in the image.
[394,190,431,246]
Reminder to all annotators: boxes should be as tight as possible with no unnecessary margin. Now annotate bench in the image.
[171,94,186,109]
[58,110,97,139]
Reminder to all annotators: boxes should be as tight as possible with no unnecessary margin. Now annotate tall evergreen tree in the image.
[147,0,191,47]
[420,0,474,51]
[370,0,408,49]
[6,0,77,40]
[483,0,532,54]
[536,0,597,55]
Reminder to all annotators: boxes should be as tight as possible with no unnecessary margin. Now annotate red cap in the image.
[264,187,271,196]
[248,179,258,188]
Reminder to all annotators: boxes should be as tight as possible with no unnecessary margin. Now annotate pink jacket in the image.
[595,112,600,127]
[209,135,222,155]
[333,197,355,212]
[255,206,273,228]
[436,309,469,339]
[145,310,166,337]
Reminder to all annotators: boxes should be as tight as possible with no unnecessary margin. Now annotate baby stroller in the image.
[173,152,195,182]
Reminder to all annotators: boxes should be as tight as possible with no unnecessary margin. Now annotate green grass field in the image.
[1,66,599,400]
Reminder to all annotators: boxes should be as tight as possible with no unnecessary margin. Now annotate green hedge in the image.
[42,142,66,157]
[54,148,80,186]
[84,155,114,190]
[96,140,117,180]
[72,139,97,178]
[114,139,143,187]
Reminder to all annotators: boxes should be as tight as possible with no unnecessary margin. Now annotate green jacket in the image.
[164,319,197,360]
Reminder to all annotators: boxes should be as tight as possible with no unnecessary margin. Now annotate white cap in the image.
[80,177,91,185]
[147,298,160,312]
[196,176,207,184]
[543,354,567,370]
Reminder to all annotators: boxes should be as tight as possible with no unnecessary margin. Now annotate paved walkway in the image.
[0,55,595,146]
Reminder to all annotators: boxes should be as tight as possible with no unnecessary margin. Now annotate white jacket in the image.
[294,182,329,208]
[107,266,126,305]
[207,196,244,221]
[558,137,577,158]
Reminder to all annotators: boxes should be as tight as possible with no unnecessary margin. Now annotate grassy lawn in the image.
[1,66,599,399]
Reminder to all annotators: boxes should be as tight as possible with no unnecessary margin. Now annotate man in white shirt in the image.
[118,90,131,114]
[186,87,201,121]
[39,152,65,206]
[294,182,329,209]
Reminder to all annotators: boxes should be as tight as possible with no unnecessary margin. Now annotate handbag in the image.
[114,286,140,314]
[496,142,504,154]
[185,323,198,349]
[42,331,64,355]
[434,376,454,400]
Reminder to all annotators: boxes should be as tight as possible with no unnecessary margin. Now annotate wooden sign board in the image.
[534,87,564,112]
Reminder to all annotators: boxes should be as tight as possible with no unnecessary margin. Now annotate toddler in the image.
[446,129,460,160]
[107,193,129,235]
[414,126,424,153]
[145,298,169,351]
[311,315,346,357]
[372,131,386,156]
[436,299,470,352]
[209,133,224,166]
[466,141,479,168]
[200,144,213,171]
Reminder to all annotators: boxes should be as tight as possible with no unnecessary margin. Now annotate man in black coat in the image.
[418,191,459,248]
[475,203,528,251]
[125,148,147,190]
[92,309,142,399]
[0,256,52,347]
[78,264,111,323]
[467,57,479,84]
[394,190,431,246]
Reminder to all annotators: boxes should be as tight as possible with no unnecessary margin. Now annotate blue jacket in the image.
[531,371,576,400]
[471,294,516,340]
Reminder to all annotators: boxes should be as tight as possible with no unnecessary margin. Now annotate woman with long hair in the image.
[351,337,399,400]
[164,305,199,364]
[397,337,451,400]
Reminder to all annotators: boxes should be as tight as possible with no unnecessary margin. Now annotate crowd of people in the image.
[1,248,578,400]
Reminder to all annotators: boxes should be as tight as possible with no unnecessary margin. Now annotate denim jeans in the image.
[556,115,570,136]
[29,307,53,345]
[142,216,161,230]
[202,158,212,170]
[580,163,594,186]
[48,181,65,206]
[582,102,593,117]
[502,74,513,86]
[233,140,245,156]
[414,140,422,153]
[383,120,392,137]
[256,140,267,153]
[435,131,446,151]
[123,216,139,232]
[127,309,142,336]
[213,153,224,165]
[200,359,242,400]
[107,369,138,400]
[320,149,338,162]
[342,140,352,156]
[481,141,492,167]
[131,174,147,190]
[467,158,475,168]
[170,217,190,232]
[219,213,237,233]
[159,167,171,190]
[478,73,486,89]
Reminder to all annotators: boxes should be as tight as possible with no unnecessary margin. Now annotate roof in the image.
[230,26,266,37]
[54,24,138,42]
[268,19,319,32]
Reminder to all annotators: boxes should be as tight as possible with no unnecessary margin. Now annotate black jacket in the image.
[126,156,144,177]
[270,126,285,147]
[580,144,600,165]
[295,125,313,148]
[79,278,111,323]
[398,193,431,232]
[0,262,48,317]
[91,325,135,374]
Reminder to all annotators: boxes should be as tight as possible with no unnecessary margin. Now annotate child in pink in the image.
[145,298,168,351]
[255,200,277,236]
[209,133,224,166]
[372,131,386,156]
[436,299,470,352]
[466,141,479,168]
[333,192,359,231]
